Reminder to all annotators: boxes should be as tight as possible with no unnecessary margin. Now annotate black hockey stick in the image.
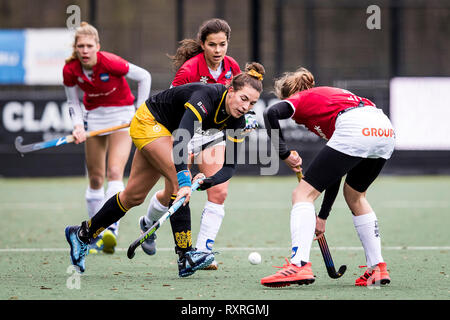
[294,156,346,279]
[127,179,202,259]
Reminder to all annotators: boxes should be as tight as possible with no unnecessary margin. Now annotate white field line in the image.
[0,246,449,253]
[2,200,450,210]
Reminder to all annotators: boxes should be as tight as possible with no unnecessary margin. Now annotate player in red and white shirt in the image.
[63,22,151,254]
[261,67,395,288]
[140,19,256,271]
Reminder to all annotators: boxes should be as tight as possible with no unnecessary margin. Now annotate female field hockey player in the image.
[141,19,258,270]
[260,67,395,287]
[65,62,265,277]
[63,22,151,255]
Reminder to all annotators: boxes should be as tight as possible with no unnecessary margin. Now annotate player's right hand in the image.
[175,186,192,206]
[284,150,303,173]
[72,125,87,144]
[314,216,327,240]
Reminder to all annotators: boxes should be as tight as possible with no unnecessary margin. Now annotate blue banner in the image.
[0,30,25,84]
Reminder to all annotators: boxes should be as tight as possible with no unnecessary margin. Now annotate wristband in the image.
[176,170,191,188]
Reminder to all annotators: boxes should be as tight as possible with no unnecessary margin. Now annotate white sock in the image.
[144,192,169,226]
[290,202,316,266]
[195,201,225,252]
[85,187,104,219]
[104,180,125,235]
[352,212,384,267]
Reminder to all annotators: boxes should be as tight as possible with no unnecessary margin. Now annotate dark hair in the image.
[168,18,231,71]
[231,62,265,93]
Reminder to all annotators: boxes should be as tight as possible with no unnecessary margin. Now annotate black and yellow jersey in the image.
[145,82,245,136]
[145,82,247,186]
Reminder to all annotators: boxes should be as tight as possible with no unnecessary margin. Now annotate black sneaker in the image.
[177,249,214,277]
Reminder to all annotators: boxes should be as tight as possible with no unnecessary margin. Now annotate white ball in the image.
[248,252,261,265]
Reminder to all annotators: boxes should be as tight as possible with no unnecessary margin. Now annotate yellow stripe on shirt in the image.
[227,135,245,143]
[185,102,203,122]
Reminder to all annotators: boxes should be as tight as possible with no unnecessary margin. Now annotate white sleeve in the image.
[64,85,84,127]
[126,63,151,108]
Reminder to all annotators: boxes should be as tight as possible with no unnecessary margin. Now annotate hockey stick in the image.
[294,159,346,279]
[127,179,203,259]
[14,122,130,154]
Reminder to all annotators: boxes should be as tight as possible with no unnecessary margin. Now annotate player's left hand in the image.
[243,112,259,132]
[193,173,215,191]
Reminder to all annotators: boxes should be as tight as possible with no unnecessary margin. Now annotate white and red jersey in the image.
[172,53,241,87]
[63,51,135,110]
[285,86,376,140]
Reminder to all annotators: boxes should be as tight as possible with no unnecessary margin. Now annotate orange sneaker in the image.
[261,258,315,287]
[355,262,391,286]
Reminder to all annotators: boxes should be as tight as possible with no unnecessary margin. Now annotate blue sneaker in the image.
[139,216,157,255]
[177,249,215,277]
[65,226,88,273]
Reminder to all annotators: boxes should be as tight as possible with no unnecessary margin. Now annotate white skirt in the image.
[85,105,135,134]
[327,107,396,159]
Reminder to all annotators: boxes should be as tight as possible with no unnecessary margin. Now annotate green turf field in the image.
[0,175,449,301]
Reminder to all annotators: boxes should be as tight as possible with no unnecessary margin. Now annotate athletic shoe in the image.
[260,258,315,287]
[355,262,391,286]
[201,258,218,270]
[88,236,104,254]
[177,249,215,278]
[65,225,88,273]
[102,229,117,254]
[139,216,157,255]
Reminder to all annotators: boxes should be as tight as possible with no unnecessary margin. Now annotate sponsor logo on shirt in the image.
[200,76,209,84]
[100,73,110,82]
[197,101,208,115]
[314,125,328,140]
[225,68,232,79]
[86,87,117,97]
[362,127,395,137]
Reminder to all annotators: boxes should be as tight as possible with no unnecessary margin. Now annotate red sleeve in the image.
[171,64,193,87]
[62,64,77,87]
[100,51,129,76]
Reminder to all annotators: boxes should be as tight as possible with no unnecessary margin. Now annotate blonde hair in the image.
[274,67,315,99]
[65,22,100,64]
[230,62,265,93]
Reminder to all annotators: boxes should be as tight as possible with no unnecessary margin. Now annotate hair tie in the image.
[247,69,263,80]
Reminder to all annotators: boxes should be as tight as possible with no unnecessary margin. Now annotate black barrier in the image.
[1,91,449,177]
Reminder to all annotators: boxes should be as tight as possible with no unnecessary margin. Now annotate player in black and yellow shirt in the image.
[65,62,265,277]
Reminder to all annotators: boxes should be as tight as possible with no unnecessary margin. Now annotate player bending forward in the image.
[260,67,395,287]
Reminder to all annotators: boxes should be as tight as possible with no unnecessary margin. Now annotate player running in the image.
[65,63,265,278]
[140,19,258,271]
[260,67,395,287]
[63,22,151,255]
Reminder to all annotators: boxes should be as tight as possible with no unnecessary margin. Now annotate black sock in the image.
[168,194,192,253]
[79,192,128,242]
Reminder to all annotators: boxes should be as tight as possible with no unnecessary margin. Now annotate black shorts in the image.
[303,145,387,193]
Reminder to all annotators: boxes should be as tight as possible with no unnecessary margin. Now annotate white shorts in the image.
[188,131,225,157]
[85,105,135,134]
[327,107,395,159]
